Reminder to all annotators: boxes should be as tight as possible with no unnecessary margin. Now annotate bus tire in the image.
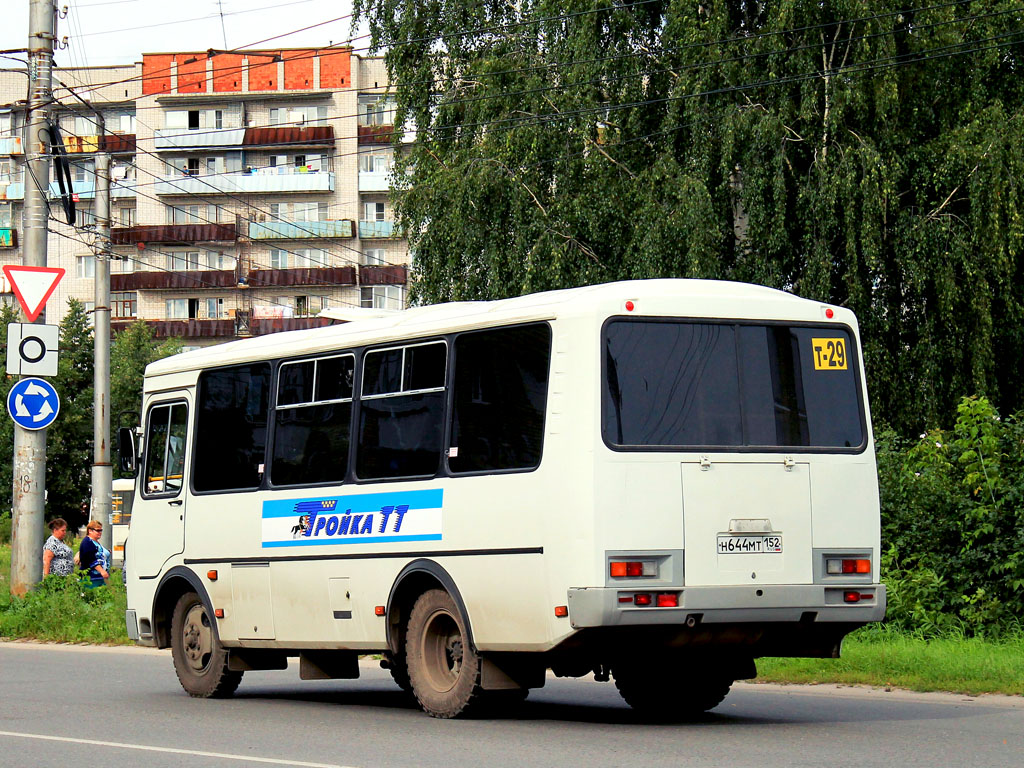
[406,589,483,718]
[383,649,412,694]
[613,663,731,719]
[170,591,243,698]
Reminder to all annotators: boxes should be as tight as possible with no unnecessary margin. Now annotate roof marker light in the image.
[625,300,635,312]
[554,605,569,617]
[825,307,835,319]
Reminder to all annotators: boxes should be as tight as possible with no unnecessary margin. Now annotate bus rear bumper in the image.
[566,583,886,628]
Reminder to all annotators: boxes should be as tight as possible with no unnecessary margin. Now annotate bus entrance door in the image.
[133,398,190,578]
[681,460,812,587]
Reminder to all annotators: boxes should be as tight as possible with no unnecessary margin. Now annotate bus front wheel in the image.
[170,591,243,698]
[406,589,483,718]
[613,662,732,719]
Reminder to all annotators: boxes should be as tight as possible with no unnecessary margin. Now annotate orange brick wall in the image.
[142,49,351,94]
[283,51,315,90]
[319,49,350,88]
[141,54,174,95]
[248,57,278,91]
[212,54,246,92]
[177,55,207,94]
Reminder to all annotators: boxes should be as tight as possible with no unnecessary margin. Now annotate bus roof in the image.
[145,279,837,377]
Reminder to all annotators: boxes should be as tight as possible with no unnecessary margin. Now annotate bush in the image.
[877,396,1024,636]
[0,568,130,644]
[0,510,10,545]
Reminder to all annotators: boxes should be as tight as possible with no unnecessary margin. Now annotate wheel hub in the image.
[182,604,212,672]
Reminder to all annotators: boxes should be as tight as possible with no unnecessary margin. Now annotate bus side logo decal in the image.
[261,489,443,548]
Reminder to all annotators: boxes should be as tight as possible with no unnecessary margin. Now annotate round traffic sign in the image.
[7,377,60,431]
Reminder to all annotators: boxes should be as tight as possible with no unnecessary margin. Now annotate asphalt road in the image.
[0,642,1020,768]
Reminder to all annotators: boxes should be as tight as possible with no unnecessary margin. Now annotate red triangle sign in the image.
[2,266,66,322]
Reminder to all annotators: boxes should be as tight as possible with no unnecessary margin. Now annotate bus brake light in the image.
[610,560,657,578]
[827,558,871,575]
[843,591,861,603]
[634,593,652,606]
[656,593,678,607]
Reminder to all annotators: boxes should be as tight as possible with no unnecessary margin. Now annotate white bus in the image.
[121,279,885,719]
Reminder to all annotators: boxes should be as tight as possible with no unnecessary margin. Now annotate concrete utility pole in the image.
[92,149,112,552]
[10,0,56,597]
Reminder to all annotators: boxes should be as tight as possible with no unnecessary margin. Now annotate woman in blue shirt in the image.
[78,521,111,588]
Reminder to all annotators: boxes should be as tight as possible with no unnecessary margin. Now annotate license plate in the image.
[717,534,783,554]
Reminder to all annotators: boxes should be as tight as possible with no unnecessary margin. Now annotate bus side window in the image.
[143,402,187,496]
[448,324,551,473]
[357,340,447,480]
[271,354,354,486]
[194,363,272,493]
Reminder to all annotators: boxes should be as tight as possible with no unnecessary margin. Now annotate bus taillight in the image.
[826,558,871,575]
[609,560,657,578]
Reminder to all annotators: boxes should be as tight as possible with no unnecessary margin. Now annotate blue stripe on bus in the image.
[262,533,443,548]
[261,488,443,518]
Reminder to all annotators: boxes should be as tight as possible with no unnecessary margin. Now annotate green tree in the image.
[45,299,95,527]
[110,321,182,475]
[353,0,1024,434]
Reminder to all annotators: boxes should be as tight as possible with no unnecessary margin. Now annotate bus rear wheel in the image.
[406,589,483,718]
[613,662,732,719]
[170,591,243,698]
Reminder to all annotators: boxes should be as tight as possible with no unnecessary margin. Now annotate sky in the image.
[1,0,367,68]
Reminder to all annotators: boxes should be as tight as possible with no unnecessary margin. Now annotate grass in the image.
[758,625,1024,696]
[1,542,1022,694]
[1,541,131,645]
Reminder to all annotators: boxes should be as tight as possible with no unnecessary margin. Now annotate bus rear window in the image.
[603,320,864,451]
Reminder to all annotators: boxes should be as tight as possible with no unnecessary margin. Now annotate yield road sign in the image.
[7,377,60,431]
[1,265,66,322]
[6,323,59,376]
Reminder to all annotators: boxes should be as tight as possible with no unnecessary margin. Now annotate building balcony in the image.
[359,265,407,285]
[243,126,334,148]
[358,171,391,193]
[0,228,16,248]
[246,266,356,287]
[154,127,246,151]
[0,137,24,155]
[110,316,332,339]
[111,223,237,245]
[111,319,236,339]
[64,134,137,153]
[247,219,354,240]
[358,124,394,145]
[1,179,136,201]
[152,171,334,196]
[358,220,398,239]
[111,269,237,291]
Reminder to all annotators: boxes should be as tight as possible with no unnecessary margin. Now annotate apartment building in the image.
[0,48,409,346]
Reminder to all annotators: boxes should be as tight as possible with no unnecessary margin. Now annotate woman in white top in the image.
[42,517,75,576]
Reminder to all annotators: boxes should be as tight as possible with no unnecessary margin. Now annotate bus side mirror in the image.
[118,427,138,476]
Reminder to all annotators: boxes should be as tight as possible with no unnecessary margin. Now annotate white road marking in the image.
[0,731,358,768]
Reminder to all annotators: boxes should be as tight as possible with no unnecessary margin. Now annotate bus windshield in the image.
[603,319,865,451]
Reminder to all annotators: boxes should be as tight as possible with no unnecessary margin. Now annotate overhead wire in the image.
[46,0,997,101]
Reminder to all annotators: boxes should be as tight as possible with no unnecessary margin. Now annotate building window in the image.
[270,249,288,270]
[364,249,386,265]
[269,106,328,127]
[0,203,12,228]
[76,254,95,279]
[73,116,99,136]
[361,285,403,310]
[358,153,391,173]
[71,161,92,183]
[204,298,225,319]
[119,207,135,227]
[111,292,137,319]
[363,202,386,222]
[358,96,396,126]
[167,252,200,271]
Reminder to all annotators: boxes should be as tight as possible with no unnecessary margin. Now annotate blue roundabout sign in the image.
[7,377,60,431]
